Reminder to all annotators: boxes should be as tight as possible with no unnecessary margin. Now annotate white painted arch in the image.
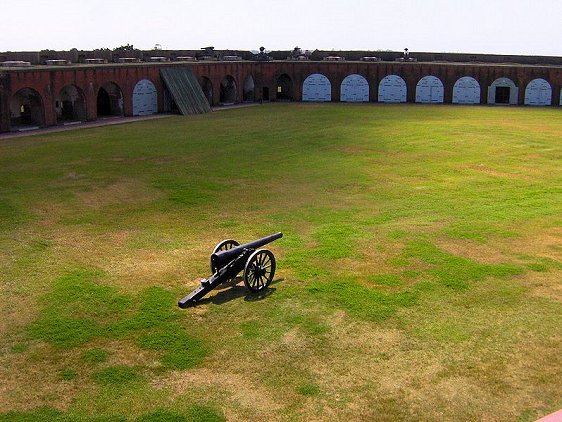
[452,76,481,104]
[415,76,444,103]
[524,78,552,106]
[378,75,407,103]
[132,79,158,116]
[302,73,331,102]
[340,74,369,102]
[488,77,518,105]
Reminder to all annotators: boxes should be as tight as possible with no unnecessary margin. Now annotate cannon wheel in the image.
[243,249,276,293]
[210,239,240,275]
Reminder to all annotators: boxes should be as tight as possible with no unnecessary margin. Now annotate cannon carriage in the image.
[178,232,282,308]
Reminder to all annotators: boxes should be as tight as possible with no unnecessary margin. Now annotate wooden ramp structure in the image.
[160,67,212,115]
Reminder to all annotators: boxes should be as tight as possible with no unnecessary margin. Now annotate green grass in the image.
[92,366,143,386]
[81,348,109,364]
[1,103,561,421]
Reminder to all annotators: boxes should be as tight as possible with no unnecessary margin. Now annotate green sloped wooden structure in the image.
[160,67,212,115]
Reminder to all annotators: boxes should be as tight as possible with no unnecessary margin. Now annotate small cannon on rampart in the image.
[178,232,283,308]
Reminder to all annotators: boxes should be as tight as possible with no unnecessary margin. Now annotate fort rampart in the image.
[1,61,560,133]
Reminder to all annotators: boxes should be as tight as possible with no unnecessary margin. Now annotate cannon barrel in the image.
[211,232,283,270]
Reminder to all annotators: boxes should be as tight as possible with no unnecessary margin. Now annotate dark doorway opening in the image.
[97,88,111,116]
[243,76,255,102]
[57,85,87,123]
[495,86,510,104]
[276,74,293,100]
[96,83,124,117]
[262,87,270,101]
[61,101,74,119]
[10,88,45,128]
[220,76,237,104]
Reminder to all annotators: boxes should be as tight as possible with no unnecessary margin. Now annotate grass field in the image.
[0,103,561,421]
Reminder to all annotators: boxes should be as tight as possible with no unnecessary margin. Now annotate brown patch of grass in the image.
[460,164,522,179]
[335,146,368,154]
[0,344,81,412]
[75,178,164,209]
[156,368,285,421]
[520,270,562,303]
[0,337,163,413]
[328,235,408,280]
[101,340,160,369]
[508,227,562,263]
[103,249,184,291]
[435,237,509,264]
[258,302,561,421]
[33,202,65,226]
[0,295,40,337]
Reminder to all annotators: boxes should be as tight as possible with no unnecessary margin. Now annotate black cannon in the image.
[178,232,283,308]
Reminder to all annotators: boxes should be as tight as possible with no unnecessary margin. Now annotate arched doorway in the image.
[524,78,552,106]
[10,88,45,128]
[220,75,237,104]
[302,74,331,102]
[276,74,293,100]
[488,78,518,105]
[56,85,87,123]
[200,77,213,106]
[243,76,255,102]
[97,82,124,117]
[415,76,444,103]
[452,76,481,104]
[378,75,407,103]
[132,79,158,116]
[340,74,369,102]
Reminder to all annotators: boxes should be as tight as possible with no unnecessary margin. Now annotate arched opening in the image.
[97,82,124,117]
[243,76,255,102]
[524,78,552,106]
[452,76,481,104]
[488,78,518,105]
[10,88,45,128]
[302,74,331,102]
[415,76,444,103]
[378,75,407,103]
[132,79,158,116]
[56,85,87,123]
[276,74,293,101]
[340,74,369,102]
[219,75,237,104]
[200,77,213,106]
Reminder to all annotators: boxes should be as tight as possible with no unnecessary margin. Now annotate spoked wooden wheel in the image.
[243,249,276,293]
[210,239,239,274]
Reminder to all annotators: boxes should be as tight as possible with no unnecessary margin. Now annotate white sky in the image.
[1,0,560,56]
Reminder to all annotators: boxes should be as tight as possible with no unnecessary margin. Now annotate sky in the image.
[1,0,561,56]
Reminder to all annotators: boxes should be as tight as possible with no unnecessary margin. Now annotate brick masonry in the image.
[1,61,561,133]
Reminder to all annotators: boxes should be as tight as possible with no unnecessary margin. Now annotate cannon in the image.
[178,232,283,308]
